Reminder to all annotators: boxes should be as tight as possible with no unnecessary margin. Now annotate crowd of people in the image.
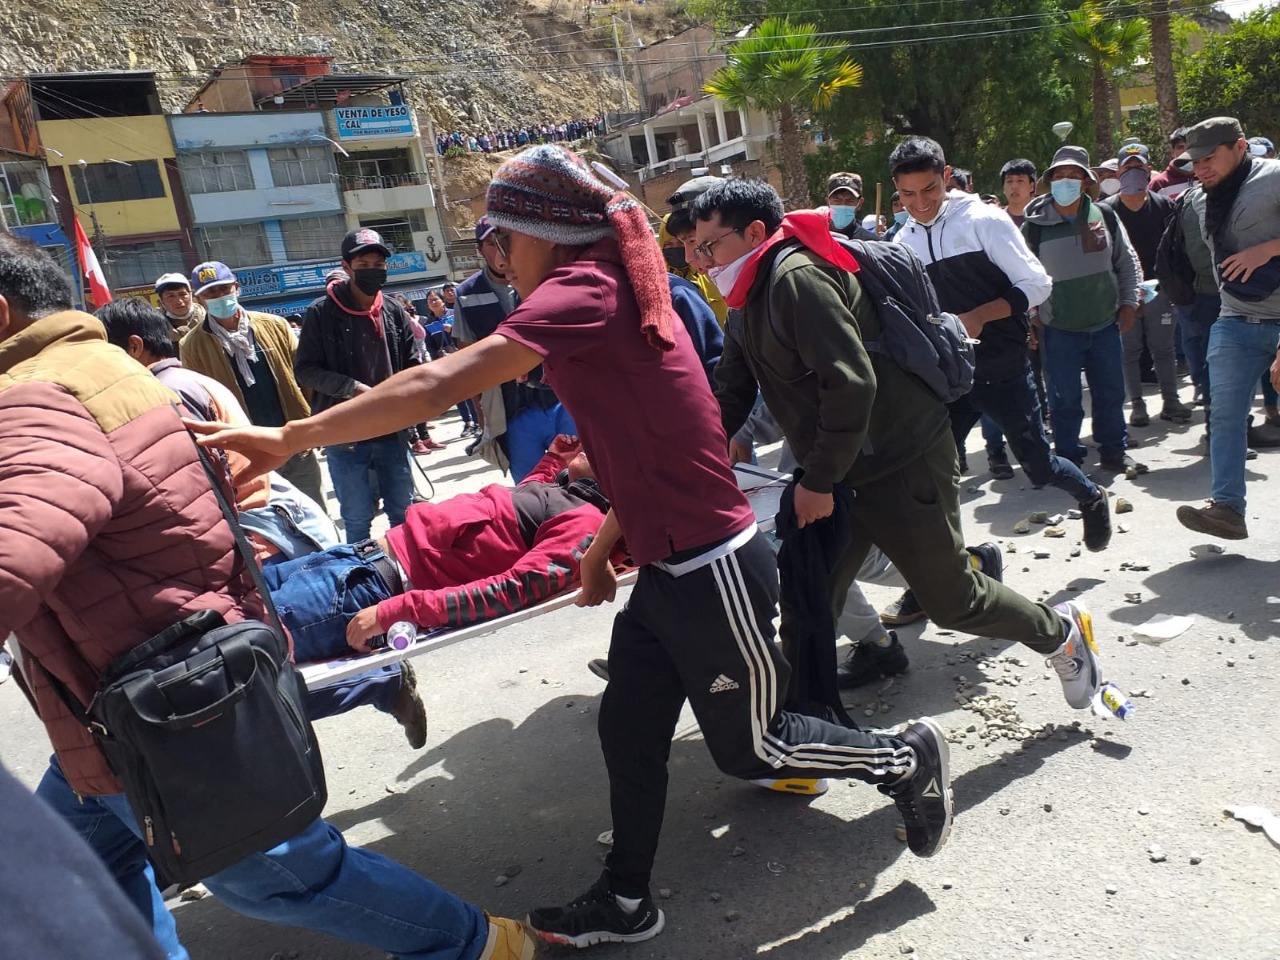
[0,109,1277,960]
[436,117,606,156]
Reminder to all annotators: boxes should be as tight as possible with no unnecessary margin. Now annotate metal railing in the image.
[339,170,432,192]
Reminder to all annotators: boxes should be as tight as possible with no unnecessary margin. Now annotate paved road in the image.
[3,404,1278,960]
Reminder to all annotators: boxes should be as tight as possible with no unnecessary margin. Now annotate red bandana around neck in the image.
[326,279,386,337]
[722,210,860,309]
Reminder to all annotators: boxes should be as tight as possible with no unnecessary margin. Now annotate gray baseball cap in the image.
[1183,116,1245,161]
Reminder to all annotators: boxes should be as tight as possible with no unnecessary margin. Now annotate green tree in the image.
[1057,1,1149,160]
[1145,0,1181,140]
[703,17,863,206]
[1178,7,1280,138]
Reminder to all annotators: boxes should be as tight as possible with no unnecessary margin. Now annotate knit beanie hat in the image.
[486,144,675,351]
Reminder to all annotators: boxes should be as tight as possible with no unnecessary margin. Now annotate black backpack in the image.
[1154,191,1198,307]
[39,437,326,886]
[766,237,975,403]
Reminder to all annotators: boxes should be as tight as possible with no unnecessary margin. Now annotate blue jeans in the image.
[1041,322,1128,461]
[1177,293,1220,396]
[36,759,488,960]
[263,544,402,721]
[506,404,577,482]
[980,415,1005,458]
[456,398,478,424]
[948,367,1099,503]
[1207,317,1280,515]
[325,436,415,543]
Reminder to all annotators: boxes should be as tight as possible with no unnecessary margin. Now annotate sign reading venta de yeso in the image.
[334,104,414,140]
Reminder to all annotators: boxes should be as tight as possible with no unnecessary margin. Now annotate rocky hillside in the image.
[0,0,666,129]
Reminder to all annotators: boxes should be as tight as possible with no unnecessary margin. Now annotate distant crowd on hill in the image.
[435,116,605,156]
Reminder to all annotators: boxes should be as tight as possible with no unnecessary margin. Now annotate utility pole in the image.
[611,16,633,115]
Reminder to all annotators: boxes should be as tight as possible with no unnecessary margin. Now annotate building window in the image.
[267,145,332,187]
[101,239,184,289]
[179,151,254,194]
[70,160,166,204]
[357,213,425,254]
[199,223,270,268]
[337,150,418,190]
[0,161,54,226]
[280,214,347,261]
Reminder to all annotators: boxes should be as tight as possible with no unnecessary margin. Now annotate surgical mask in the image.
[353,268,388,296]
[893,210,909,226]
[662,246,688,270]
[1099,177,1121,197]
[707,246,756,295]
[205,294,239,320]
[1050,179,1083,206]
[1118,167,1150,196]
[829,205,858,230]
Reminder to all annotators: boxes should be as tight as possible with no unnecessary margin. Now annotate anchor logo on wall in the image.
[424,236,443,263]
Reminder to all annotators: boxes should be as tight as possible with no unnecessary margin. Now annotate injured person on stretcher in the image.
[265,434,614,663]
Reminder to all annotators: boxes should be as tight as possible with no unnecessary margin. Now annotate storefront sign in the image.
[236,250,427,298]
[333,104,414,140]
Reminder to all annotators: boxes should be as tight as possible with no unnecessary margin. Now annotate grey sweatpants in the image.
[836,545,904,642]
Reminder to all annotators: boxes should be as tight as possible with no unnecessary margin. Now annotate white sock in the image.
[615,894,642,915]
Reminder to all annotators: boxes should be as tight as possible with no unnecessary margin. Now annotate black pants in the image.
[948,367,1098,503]
[599,531,912,897]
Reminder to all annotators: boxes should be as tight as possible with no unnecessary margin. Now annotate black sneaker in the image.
[528,874,664,948]
[1100,453,1148,475]
[837,632,909,688]
[879,717,953,858]
[987,454,1015,480]
[881,589,926,626]
[1080,489,1112,552]
[1128,398,1150,427]
[967,541,1003,583]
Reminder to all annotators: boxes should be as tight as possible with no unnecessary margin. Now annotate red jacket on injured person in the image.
[379,442,612,632]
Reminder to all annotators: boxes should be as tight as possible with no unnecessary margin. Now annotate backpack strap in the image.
[763,241,808,353]
[1096,200,1120,244]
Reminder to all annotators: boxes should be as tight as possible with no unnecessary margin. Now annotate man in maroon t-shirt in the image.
[189,145,955,951]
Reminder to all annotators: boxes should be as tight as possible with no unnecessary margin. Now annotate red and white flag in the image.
[73,213,112,307]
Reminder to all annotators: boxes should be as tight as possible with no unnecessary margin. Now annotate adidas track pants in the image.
[598,529,912,897]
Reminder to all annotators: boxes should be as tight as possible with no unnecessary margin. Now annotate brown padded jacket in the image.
[0,311,264,796]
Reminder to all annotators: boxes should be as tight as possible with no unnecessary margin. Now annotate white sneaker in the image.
[0,649,12,685]
[1047,600,1102,709]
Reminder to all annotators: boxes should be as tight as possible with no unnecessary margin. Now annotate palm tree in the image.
[704,18,862,207]
[1146,0,1181,141]
[1058,1,1149,159]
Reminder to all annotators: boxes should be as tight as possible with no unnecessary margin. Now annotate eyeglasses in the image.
[693,228,743,261]
[490,229,512,261]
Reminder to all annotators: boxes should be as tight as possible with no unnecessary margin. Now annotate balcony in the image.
[339,169,431,192]
[342,176,436,217]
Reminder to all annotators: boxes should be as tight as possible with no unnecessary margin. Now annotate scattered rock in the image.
[1043,802,1053,812]
[1208,544,1225,554]
[1148,845,1167,863]
[1190,855,1203,865]
[894,825,908,843]
[1013,518,1032,534]
[503,864,522,878]
[1120,560,1150,572]
[1227,659,1236,667]
[1114,497,1133,514]
[1117,522,1130,533]
[1006,542,1018,553]
[1124,592,1143,604]
[178,884,208,902]
[658,888,673,899]
[1138,806,1150,816]
[900,943,916,955]
[725,910,740,922]
[709,892,722,902]
[1030,511,1049,523]
[1048,513,1065,525]
[941,878,954,889]
[731,845,746,858]
[999,807,1011,816]
[766,861,786,875]
[1044,526,1066,538]
[1067,508,1082,520]
[494,875,508,886]
[1106,883,1119,895]
[597,829,614,846]
[1070,547,1081,557]
[1182,677,1191,685]
[1033,550,1051,559]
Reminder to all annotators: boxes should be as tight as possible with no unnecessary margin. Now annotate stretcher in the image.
[299,464,789,690]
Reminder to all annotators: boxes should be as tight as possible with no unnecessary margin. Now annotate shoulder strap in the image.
[763,241,808,352]
[1024,221,1042,257]
[1096,200,1119,242]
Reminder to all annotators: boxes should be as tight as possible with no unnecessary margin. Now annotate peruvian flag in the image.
[73,213,112,307]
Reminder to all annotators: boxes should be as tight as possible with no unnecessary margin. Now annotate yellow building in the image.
[8,72,196,295]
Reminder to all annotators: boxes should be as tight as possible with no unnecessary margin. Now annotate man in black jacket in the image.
[295,229,420,542]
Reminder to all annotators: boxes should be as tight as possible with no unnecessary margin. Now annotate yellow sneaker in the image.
[750,777,830,796]
[478,914,539,960]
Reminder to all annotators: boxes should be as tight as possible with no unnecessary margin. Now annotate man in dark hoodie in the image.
[295,228,420,542]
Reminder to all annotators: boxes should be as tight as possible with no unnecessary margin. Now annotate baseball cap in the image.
[190,261,237,297]
[1116,143,1150,166]
[154,272,190,294]
[1183,116,1246,161]
[826,171,863,199]
[474,215,497,243]
[342,227,391,260]
[667,175,724,212]
[1041,145,1097,184]
[1248,136,1274,157]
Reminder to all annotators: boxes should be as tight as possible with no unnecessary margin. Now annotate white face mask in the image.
[1099,177,1122,197]
[707,246,757,295]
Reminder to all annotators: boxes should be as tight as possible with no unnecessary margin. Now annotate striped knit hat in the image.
[487,144,675,351]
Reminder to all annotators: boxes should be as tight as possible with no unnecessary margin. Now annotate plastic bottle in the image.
[1091,682,1135,720]
[383,621,417,652]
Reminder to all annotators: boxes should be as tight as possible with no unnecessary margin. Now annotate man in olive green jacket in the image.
[692,179,1103,714]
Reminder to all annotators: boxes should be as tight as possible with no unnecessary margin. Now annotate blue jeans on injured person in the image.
[505,403,576,482]
[1041,321,1128,462]
[1207,316,1280,516]
[325,436,415,543]
[263,544,401,721]
[36,757,488,960]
